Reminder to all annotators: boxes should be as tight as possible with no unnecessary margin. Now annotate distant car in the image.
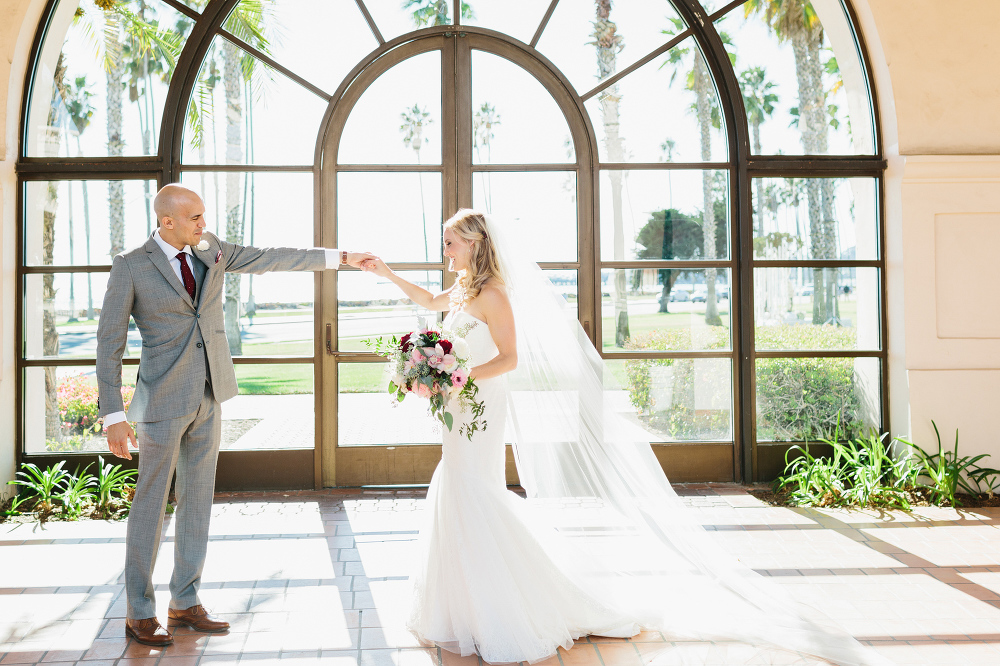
[717,285,730,300]
[691,291,706,303]
[797,286,814,297]
[669,290,691,302]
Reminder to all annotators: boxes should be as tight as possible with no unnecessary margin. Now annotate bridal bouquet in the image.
[365,328,486,440]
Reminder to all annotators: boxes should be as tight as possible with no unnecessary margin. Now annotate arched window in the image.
[17,0,885,487]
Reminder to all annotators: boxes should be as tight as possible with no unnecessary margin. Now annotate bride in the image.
[360,210,893,666]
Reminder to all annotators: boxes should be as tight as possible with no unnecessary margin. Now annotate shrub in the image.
[620,324,871,442]
[755,326,868,441]
[55,374,135,438]
[623,328,730,440]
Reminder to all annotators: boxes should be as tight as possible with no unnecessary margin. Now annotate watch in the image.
[341,250,348,266]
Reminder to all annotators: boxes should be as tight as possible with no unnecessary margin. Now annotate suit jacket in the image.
[96,230,327,423]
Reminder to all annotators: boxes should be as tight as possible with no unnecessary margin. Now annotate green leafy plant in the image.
[7,461,71,515]
[94,455,138,517]
[59,466,97,519]
[897,421,1000,507]
[1,494,34,517]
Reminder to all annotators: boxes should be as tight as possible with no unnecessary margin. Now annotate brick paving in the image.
[2,484,1000,665]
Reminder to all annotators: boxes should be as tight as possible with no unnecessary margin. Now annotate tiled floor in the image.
[2,484,1000,665]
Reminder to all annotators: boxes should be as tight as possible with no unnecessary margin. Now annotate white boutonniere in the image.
[196,240,210,251]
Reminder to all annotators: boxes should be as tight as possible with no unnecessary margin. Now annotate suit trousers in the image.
[125,383,220,619]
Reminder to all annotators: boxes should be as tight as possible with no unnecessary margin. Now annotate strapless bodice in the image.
[444,310,498,367]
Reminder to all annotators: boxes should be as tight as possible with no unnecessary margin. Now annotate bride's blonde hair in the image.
[446,209,505,307]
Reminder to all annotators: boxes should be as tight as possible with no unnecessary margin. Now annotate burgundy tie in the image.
[177,252,196,299]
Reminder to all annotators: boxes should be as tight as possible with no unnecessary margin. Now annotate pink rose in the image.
[411,348,425,363]
[416,383,431,399]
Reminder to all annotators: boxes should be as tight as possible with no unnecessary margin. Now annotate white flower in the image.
[452,338,470,360]
[196,239,210,251]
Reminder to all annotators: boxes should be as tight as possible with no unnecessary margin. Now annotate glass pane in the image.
[754,267,880,351]
[471,50,574,164]
[179,171,313,246]
[584,37,728,163]
[24,180,157,266]
[600,170,730,261]
[756,356,881,441]
[338,270,443,351]
[605,358,733,442]
[24,366,119,453]
[544,270,578,317]
[24,272,124,360]
[461,0,551,43]
[338,172,442,263]
[25,0,194,157]
[339,363,440,446]
[717,1,875,155]
[364,0,452,41]
[223,0,376,96]
[229,272,316,357]
[182,36,328,165]
[338,50,442,165]
[752,177,877,261]
[534,0,684,96]
[601,268,732,351]
[227,364,314,449]
[472,171,577,262]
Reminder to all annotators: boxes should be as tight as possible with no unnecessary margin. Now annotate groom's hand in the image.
[106,421,137,460]
[346,251,377,269]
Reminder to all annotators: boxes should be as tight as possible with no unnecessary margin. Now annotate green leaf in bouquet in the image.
[443,411,454,432]
[388,380,397,393]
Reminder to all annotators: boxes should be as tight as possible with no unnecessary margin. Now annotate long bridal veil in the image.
[482,214,892,666]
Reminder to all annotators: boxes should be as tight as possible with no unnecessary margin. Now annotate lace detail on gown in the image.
[406,311,639,664]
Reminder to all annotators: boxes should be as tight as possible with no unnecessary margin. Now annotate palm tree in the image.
[745,0,838,324]
[42,54,70,442]
[404,0,474,26]
[65,75,97,320]
[592,0,629,347]
[215,1,273,355]
[659,137,676,207]
[473,102,500,213]
[401,104,433,266]
[662,19,730,327]
[72,1,181,259]
[739,66,779,236]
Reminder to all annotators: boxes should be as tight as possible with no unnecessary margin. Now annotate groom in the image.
[97,184,372,646]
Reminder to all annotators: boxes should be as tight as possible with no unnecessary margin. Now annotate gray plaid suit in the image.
[96,230,328,619]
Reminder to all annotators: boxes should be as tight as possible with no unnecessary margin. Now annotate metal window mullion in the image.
[599,162,731,171]
[601,261,733,270]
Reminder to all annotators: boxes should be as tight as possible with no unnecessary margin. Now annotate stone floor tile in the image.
[439,651,479,666]
[0,652,46,664]
[593,643,642,666]
[81,637,128,660]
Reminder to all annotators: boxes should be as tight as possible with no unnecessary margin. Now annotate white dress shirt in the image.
[103,232,343,429]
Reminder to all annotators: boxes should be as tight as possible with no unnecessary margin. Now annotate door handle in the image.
[326,323,334,355]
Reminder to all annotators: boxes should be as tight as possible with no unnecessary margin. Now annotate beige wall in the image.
[0,0,998,487]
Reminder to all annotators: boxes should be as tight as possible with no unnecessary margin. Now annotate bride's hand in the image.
[361,257,392,277]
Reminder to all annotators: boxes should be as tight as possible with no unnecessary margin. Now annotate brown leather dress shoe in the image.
[167,604,230,633]
[125,617,174,646]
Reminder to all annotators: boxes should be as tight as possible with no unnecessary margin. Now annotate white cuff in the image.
[325,249,343,269]
[103,411,128,429]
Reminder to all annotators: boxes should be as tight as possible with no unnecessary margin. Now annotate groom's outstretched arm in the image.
[208,232,373,274]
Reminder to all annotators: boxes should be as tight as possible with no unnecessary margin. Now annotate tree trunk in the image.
[594,1,629,347]
[694,54,722,326]
[753,121,764,237]
[788,32,830,324]
[106,15,125,257]
[223,41,244,356]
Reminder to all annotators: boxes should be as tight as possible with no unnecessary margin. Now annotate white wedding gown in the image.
[405,210,894,666]
[406,311,640,663]
[406,313,895,666]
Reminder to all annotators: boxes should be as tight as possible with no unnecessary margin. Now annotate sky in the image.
[29,0,878,308]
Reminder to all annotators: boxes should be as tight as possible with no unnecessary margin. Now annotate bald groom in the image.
[97,184,373,646]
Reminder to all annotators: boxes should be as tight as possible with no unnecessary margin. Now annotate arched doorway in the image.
[16,0,885,489]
